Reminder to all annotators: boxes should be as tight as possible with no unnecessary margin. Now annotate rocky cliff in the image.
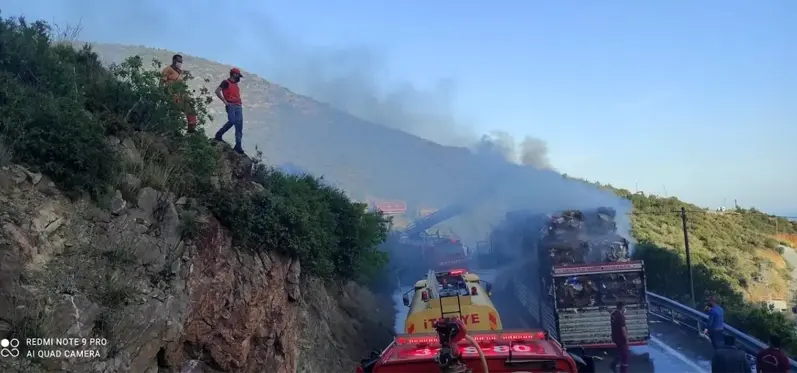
[0,137,394,373]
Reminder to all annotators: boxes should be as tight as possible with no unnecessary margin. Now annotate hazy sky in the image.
[4,0,795,214]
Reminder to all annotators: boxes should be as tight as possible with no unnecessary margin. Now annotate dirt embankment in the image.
[0,137,393,373]
[776,234,797,248]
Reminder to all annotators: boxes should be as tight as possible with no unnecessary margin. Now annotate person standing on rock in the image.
[161,54,198,133]
[213,67,245,154]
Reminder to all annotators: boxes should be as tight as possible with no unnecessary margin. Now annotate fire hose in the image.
[433,318,489,373]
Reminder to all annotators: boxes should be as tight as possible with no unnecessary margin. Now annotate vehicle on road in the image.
[355,328,592,373]
[402,269,500,334]
[492,207,651,351]
[423,234,470,271]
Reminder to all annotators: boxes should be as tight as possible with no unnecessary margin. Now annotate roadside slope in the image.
[82,43,625,244]
[612,187,797,353]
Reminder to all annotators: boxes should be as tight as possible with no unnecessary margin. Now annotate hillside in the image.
[82,44,477,204]
[623,188,797,301]
[0,17,393,373]
[604,186,797,351]
[82,43,628,244]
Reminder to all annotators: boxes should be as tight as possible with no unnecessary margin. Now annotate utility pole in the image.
[681,207,696,308]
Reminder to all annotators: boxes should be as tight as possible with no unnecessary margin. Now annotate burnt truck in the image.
[494,207,650,350]
[422,232,470,271]
[387,230,470,286]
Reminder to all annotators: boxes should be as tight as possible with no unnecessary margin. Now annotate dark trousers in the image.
[609,344,629,373]
[215,104,243,149]
[709,329,724,350]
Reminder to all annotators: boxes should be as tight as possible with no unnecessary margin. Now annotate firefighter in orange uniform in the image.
[161,54,198,133]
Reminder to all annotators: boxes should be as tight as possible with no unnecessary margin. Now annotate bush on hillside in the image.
[0,15,216,198]
[210,151,389,283]
[0,18,117,197]
[0,14,389,284]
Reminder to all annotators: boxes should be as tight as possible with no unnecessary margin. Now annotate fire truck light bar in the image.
[395,330,546,345]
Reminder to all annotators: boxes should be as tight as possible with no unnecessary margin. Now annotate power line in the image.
[629,209,797,220]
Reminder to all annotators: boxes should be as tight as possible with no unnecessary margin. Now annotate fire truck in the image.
[401,269,499,334]
[359,268,595,373]
[388,231,470,286]
[355,328,589,373]
[421,232,470,271]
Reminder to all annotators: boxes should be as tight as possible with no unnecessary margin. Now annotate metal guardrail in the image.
[647,291,797,371]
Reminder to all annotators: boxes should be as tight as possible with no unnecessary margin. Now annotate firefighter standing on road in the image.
[703,296,725,350]
[711,335,751,373]
[213,68,245,154]
[610,301,629,373]
[161,54,198,133]
[756,335,790,373]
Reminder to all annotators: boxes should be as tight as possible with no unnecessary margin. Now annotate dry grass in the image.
[776,233,797,248]
[759,249,788,269]
[50,21,83,46]
[122,136,183,194]
[745,249,790,301]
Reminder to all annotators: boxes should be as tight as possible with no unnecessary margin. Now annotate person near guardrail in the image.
[756,335,790,373]
[711,335,751,373]
[703,296,725,350]
[610,301,629,373]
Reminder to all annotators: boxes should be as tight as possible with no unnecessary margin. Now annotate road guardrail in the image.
[647,291,797,371]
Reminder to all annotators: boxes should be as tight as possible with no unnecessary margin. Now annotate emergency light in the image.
[394,330,547,346]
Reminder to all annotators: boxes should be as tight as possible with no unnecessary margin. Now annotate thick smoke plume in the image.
[475,132,553,170]
[240,23,555,170]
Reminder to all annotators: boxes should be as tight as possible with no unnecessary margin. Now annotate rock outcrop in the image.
[0,138,393,373]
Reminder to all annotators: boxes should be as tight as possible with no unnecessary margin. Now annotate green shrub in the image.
[0,14,389,285]
[210,156,389,283]
[0,15,214,197]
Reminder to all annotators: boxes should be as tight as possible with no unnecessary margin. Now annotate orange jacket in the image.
[161,65,181,84]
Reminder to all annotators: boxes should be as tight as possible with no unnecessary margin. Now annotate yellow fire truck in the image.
[401,269,502,334]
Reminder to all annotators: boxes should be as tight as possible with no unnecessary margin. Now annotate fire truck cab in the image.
[355,329,593,373]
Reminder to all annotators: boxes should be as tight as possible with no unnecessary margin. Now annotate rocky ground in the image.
[0,137,393,373]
